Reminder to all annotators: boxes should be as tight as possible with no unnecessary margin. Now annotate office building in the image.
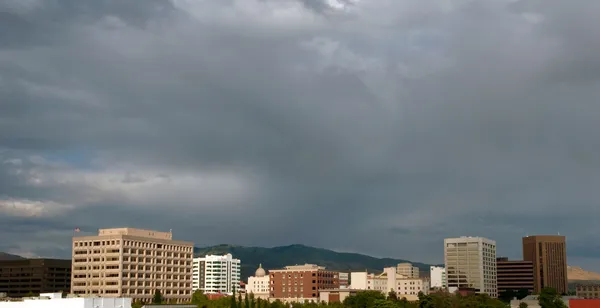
[576,284,600,299]
[0,259,71,297]
[269,264,339,303]
[496,257,534,295]
[444,236,497,297]
[522,235,568,294]
[396,263,419,279]
[430,266,446,289]
[192,254,240,295]
[71,228,193,303]
[246,264,269,300]
[0,292,131,308]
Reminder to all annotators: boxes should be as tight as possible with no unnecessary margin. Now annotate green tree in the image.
[387,289,398,301]
[245,293,251,308]
[343,290,386,308]
[519,302,529,308]
[131,301,144,308]
[152,290,164,304]
[231,288,238,308]
[250,293,256,308]
[538,288,567,308]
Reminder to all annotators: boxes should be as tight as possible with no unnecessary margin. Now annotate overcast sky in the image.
[1,0,600,270]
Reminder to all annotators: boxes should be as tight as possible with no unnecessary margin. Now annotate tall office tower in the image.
[396,263,420,278]
[71,228,194,303]
[522,235,568,294]
[444,236,498,298]
[193,254,241,294]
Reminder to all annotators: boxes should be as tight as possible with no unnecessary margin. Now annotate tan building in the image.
[246,264,270,300]
[522,235,568,294]
[396,263,419,279]
[269,264,339,303]
[444,237,497,298]
[71,228,194,303]
[576,284,600,299]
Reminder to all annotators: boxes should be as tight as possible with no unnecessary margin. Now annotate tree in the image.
[152,290,164,304]
[231,288,238,308]
[245,293,251,308]
[538,288,567,308]
[387,289,398,301]
[131,301,144,308]
[250,293,256,308]
[519,302,529,308]
[343,290,386,308]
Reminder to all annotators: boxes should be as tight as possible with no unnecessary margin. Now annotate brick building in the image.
[576,284,600,299]
[269,264,339,303]
[522,235,568,294]
[496,257,534,295]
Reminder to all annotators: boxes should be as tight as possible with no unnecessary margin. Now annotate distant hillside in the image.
[568,265,600,281]
[194,244,437,281]
[0,252,25,260]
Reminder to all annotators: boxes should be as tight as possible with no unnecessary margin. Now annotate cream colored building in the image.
[71,228,194,303]
[350,267,429,301]
[396,263,419,279]
[444,236,497,298]
[246,264,270,300]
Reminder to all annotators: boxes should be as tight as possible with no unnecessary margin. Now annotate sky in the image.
[1,0,600,270]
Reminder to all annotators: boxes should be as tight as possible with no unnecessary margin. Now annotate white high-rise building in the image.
[430,266,446,289]
[444,237,497,297]
[192,254,241,295]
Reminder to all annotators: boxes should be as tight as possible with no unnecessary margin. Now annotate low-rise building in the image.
[269,264,339,303]
[570,299,600,308]
[246,264,270,300]
[576,284,600,299]
[350,267,429,301]
[0,293,131,308]
[509,295,577,308]
[0,259,71,297]
[319,289,359,303]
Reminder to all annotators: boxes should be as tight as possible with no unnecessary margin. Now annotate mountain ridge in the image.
[193,244,438,280]
[0,252,25,261]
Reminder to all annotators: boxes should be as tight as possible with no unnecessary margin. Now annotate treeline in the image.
[133,287,568,308]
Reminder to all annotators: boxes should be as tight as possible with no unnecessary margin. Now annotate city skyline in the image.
[2,0,600,272]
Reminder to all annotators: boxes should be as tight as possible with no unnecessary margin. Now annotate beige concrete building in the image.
[444,236,497,298]
[396,263,419,279]
[246,264,270,300]
[71,228,194,303]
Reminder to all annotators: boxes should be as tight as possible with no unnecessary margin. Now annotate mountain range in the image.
[3,245,600,283]
[194,244,437,280]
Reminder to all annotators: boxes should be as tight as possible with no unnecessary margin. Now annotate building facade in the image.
[192,254,240,294]
[576,284,600,299]
[496,257,534,295]
[70,228,193,303]
[246,264,269,300]
[396,263,419,279]
[350,268,429,301]
[522,235,568,294]
[269,264,339,302]
[444,236,497,297]
[0,259,71,297]
[0,293,131,308]
[430,266,446,289]
[338,273,349,288]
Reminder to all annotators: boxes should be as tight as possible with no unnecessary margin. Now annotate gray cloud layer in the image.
[1,0,600,269]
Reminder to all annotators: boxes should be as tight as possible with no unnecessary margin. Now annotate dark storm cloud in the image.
[1,0,600,269]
